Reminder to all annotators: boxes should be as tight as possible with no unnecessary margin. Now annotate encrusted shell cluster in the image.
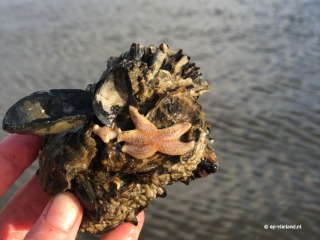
[2,43,218,234]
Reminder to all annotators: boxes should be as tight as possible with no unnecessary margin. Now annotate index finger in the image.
[0,134,43,196]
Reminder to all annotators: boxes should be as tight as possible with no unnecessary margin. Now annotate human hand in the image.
[0,134,144,240]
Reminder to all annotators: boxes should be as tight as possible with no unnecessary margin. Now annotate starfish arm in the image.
[128,106,157,132]
[158,122,192,141]
[117,129,151,145]
[157,140,195,156]
[92,125,118,143]
[122,144,157,159]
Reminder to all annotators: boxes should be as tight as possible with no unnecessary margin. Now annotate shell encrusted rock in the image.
[2,43,218,234]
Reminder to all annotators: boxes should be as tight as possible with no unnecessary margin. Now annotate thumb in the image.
[24,192,83,240]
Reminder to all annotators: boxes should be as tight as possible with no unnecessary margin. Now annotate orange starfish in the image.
[117,106,195,159]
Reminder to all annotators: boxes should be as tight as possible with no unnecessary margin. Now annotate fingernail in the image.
[45,193,80,231]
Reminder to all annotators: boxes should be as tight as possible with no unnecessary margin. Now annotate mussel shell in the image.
[2,89,93,135]
[93,67,132,126]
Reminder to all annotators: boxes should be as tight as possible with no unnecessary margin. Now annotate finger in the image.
[0,134,43,196]
[100,211,145,240]
[0,175,51,239]
[24,192,83,240]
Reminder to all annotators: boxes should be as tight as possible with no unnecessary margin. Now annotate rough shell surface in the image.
[2,43,218,234]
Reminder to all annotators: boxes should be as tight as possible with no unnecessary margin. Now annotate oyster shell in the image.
[2,43,218,234]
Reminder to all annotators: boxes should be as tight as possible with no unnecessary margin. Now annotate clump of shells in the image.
[2,43,218,233]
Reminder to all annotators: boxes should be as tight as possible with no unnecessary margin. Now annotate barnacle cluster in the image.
[2,43,218,233]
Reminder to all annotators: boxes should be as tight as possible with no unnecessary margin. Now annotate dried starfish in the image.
[117,106,195,159]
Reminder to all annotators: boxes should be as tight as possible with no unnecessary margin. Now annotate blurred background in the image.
[0,0,319,239]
